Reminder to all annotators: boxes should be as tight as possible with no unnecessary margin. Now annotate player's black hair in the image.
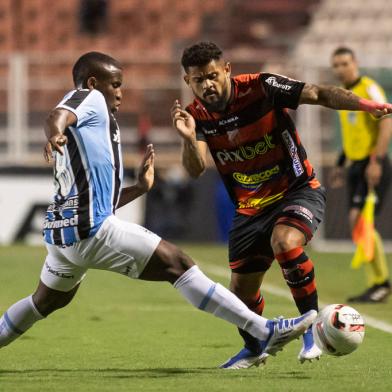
[181,42,223,72]
[332,47,356,59]
[72,51,122,88]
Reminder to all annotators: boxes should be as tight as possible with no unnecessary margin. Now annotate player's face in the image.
[184,60,231,112]
[331,54,358,85]
[95,65,123,113]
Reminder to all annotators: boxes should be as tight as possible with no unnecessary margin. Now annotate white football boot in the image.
[298,327,322,363]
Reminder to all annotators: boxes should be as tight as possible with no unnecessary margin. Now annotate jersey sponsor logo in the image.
[215,134,275,166]
[233,165,280,187]
[282,130,304,177]
[202,127,218,135]
[265,76,292,91]
[47,196,79,212]
[219,115,239,126]
[43,215,79,229]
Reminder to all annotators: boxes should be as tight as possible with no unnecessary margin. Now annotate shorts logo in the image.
[283,205,313,223]
[45,262,74,279]
[282,130,304,177]
[233,165,280,188]
[265,76,292,91]
[215,134,275,166]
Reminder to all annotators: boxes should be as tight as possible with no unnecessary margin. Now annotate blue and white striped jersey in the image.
[43,89,123,245]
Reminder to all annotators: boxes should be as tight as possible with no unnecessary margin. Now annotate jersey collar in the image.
[345,77,362,90]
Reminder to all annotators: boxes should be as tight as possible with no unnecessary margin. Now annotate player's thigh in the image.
[272,186,326,250]
[347,160,367,211]
[375,156,392,214]
[86,215,180,281]
[40,243,88,293]
[228,212,274,275]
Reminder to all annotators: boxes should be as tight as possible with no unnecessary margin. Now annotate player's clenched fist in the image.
[171,100,196,141]
[44,133,68,163]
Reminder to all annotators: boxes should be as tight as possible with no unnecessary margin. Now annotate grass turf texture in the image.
[0,244,391,391]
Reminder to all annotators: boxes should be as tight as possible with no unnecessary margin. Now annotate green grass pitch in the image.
[0,244,392,391]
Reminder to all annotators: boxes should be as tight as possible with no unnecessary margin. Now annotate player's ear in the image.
[224,62,231,78]
[86,76,97,90]
[183,74,190,85]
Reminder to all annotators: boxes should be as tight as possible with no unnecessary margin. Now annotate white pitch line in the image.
[200,263,392,335]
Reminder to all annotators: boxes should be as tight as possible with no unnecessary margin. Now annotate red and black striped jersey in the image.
[186,73,320,216]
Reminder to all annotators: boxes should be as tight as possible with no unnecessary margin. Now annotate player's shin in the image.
[276,247,318,314]
[238,291,265,352]
[0,295,44,348]
[173,265,271,339]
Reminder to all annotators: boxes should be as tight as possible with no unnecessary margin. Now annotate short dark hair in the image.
[181,42,223,71]
[332,46,355,59]
[72,51,122,88]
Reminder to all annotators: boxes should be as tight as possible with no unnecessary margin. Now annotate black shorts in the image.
[228,186,326,274]
[347,156,391,213]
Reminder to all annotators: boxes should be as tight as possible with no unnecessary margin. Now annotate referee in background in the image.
[330,47,392,303]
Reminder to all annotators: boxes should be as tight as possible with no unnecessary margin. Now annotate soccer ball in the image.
[312,304,365,356]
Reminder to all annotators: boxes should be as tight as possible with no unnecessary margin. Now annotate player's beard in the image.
[198,79,231,113]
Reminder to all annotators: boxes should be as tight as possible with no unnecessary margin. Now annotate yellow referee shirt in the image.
[338,76,387,161]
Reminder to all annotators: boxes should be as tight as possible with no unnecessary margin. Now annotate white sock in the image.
[0,295,44,348]
[174,265,271,340]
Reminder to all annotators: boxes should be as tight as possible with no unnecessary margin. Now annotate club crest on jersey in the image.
[112,128,121,144]
[215,134,275,166]
[282,130,304,177]
[265,76,292,91]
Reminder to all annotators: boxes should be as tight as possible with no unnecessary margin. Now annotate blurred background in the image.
[0,0,392,248]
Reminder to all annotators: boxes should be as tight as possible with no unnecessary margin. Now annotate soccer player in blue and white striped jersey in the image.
[0,52,316,363]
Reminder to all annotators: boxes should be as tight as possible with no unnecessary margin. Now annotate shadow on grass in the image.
[0,367,311,380]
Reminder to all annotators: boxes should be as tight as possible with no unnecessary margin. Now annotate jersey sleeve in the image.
[259,73,305,109]
[185,106,206,142]
[195,124,206,142]
[56,89,105,126]
[366,82,387,104]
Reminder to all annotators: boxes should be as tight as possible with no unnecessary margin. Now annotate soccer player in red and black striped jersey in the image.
[171,42,392,368]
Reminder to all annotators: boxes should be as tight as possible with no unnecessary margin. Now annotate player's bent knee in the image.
[271,228,304,254]
[140,240,195,283]
[32,281,79,317]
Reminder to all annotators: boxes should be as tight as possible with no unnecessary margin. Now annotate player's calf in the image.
[0,295,44,348]
[0,281,79,348]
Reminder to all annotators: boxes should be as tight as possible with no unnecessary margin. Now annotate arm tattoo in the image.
[317,85,360,110]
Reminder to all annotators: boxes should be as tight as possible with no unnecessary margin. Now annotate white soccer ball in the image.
[312,304,365,356]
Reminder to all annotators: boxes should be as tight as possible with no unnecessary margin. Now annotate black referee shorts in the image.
[228,186,326,274]
[347,156,391,213]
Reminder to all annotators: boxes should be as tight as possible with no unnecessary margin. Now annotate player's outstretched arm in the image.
[116,144,155,209]
[171,100,207,178]
[299,84,392,118]
[44,108,77,162]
